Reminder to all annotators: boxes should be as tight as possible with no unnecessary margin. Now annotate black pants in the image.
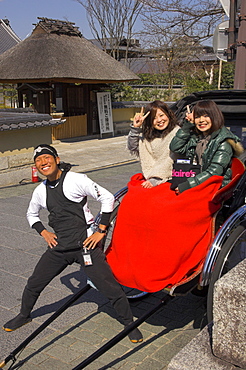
[20,247,133,325]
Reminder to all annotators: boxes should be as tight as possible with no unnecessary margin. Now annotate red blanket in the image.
[106,174,223,293]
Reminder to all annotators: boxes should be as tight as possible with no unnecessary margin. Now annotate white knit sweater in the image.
[128,125,179,185]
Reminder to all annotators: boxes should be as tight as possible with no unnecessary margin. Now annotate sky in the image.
[0,0,93,40]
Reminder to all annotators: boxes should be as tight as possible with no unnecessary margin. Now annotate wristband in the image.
[97,227,107,234]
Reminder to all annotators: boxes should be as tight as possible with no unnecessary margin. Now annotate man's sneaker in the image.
[126,326,143,343]
[3,314,32,332]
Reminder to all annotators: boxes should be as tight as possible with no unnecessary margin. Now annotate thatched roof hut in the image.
[0,18,139,138]
[0,17,138,84]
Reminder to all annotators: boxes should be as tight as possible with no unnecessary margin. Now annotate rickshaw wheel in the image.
[207,223,246,323]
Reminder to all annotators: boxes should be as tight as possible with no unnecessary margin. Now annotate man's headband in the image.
[33,145,58,161]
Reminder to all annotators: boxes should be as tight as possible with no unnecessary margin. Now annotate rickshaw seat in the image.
[107,158,245,297]
[167,158,245,296]
[212,158,245,204]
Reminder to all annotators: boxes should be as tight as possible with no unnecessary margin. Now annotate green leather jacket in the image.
[170,120,243,193]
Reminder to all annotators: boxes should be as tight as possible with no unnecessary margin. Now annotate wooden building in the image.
[0,18,21,55]
[0,17,138,139]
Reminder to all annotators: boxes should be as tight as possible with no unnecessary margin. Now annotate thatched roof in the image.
[0,18,139,84]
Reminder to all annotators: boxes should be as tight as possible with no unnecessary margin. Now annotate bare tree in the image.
[140,0,225,45]
[140,31,198,87]
[76,0,226,90]
[135,0,224,88]
[76,0,144,61]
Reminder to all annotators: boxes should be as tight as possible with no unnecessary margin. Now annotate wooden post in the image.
[234,0,246,89]
[218,59,223,89]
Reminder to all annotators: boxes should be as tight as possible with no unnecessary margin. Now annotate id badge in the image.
[82,247,93,266]
[177,159,191,164]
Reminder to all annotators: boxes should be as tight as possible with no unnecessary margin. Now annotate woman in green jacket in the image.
[170,100,244,194]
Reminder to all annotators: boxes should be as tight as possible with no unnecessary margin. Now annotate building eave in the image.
[0,77,139,84]
[0,110,66,131]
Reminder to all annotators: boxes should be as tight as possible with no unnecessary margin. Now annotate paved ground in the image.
[0,135,207,369]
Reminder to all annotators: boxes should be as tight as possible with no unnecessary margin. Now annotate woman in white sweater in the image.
[128,100,179,188]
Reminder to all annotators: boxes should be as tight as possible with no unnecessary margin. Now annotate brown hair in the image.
[193,100,224,133]
[142,100,178,141]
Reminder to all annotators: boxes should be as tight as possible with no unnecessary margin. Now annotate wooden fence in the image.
[52,114,87,140]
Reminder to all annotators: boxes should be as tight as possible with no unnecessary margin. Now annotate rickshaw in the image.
[1,90,246,369]
[96,89,246,325]
[75,152,245,370]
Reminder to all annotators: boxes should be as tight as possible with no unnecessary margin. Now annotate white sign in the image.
[96,92,114,136]
[219,0,230,16]
[213,20,229,61]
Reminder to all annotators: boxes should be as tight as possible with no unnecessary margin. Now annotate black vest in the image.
[46,171,87,250]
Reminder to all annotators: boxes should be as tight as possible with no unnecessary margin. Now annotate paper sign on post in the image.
[96,92,114,137]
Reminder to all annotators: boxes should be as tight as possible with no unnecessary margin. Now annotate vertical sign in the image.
[96,92,114,137]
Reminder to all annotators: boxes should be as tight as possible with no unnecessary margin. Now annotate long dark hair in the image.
[193,100,224,133]
[142,100,178,141]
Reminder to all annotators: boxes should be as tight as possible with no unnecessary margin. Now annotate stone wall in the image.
[0,126,53,187]
[212,259,246,368]
[0,152,33,186]
[168,259,246,369]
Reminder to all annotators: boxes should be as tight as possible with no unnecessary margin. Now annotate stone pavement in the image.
[0,135,208,369]
[13,294,207,370]
[52,135,136,176]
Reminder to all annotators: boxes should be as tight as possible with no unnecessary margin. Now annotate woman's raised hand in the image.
[132,107,150,128]
[186,112,194,123]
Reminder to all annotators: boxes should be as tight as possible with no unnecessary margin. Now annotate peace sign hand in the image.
[186,112,194,123]
[131,107,150,128]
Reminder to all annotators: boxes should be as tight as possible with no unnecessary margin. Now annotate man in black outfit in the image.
[3,144,143,343]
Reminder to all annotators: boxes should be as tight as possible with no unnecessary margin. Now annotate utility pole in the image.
[227,0,237,61]
[234,0,246,88]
